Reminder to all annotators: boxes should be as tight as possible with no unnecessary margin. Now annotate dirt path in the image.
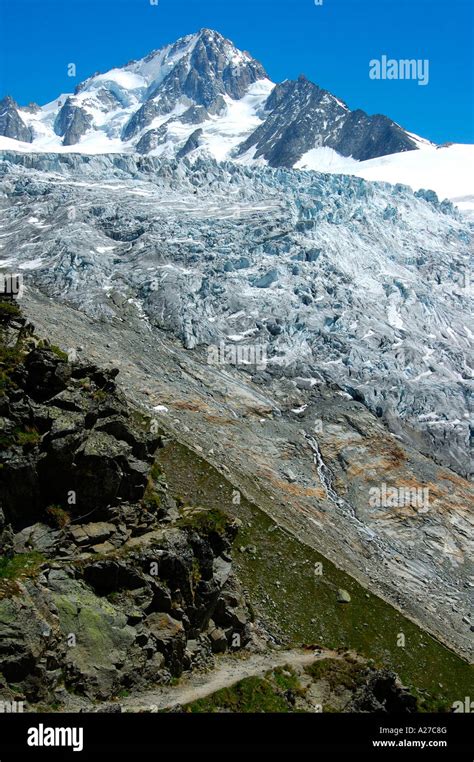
[120,648,340,712]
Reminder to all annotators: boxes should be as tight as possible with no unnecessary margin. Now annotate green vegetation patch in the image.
[177,505,229,537]
[305,658,366,691]
[45,505,71,528]
[0,344,22,394]
[49,344,68,361]
[15,426,41,448]
[0,552,45,581]
[0,425,41,450]
[157,440,473,711]
[184,673,298,713]
[0,300,21,321]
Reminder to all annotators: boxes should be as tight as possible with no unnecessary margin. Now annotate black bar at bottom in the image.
[0,712,471,758]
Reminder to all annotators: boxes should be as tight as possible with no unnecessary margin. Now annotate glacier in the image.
[0,150,472,479]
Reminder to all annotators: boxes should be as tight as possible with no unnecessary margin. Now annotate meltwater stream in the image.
[304,432,378,543]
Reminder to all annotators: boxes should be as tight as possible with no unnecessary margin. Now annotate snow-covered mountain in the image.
[0,30,274,156]
[0,30,422,162]
[2,28,472,209]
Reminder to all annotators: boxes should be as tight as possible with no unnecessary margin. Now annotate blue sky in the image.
[0,0,472,144]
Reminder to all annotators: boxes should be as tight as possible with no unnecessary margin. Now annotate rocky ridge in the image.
[236,74,416,167]
[0,302,251,706]
[0,29,421,165]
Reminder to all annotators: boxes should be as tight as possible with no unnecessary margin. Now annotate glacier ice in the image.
[0,150,472,477]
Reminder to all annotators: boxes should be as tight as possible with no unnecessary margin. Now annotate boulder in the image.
[207,620,227,654]
[337,588,351,603]
[24,349,71,402]
[144,613,186,676]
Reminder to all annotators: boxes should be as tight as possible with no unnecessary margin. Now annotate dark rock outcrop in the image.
[179,105,209,125]
[122,98,177,141]
[0,96,32,143]
[177,128,203,159]
[2,344,158,525]
[351,670,418,713]
[54,98,92,146]
[135,125,170,154]
[0,308,251,706]
[237,75,416,167]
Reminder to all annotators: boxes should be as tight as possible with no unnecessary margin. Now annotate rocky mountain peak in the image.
[146,28,268,106]
[237,71,416,166]
[0,96,32,143]
[0,28,421,165]
[0,95,17,109]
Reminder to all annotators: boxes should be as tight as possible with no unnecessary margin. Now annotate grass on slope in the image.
[183,667,303,713]
[158,441,473,712]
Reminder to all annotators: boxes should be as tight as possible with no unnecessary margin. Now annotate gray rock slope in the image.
[236,75,416,167]
[0,150,472,479]
[54,97,92,146]
[0,97,32,143]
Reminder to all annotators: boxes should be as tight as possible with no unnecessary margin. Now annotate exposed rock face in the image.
[147,29,268,107]
[180,105,209,125]
[0,97,32,143]
[0,28,424,165]
[136,125,170,154]
[237,75,416,167]
[177,128,203,159]
[54,98,92,146]
[350,669,418,713]
[333,110,416,161]
[122,98,177,141]
[0,310,251,706]
[1,344,158,526]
